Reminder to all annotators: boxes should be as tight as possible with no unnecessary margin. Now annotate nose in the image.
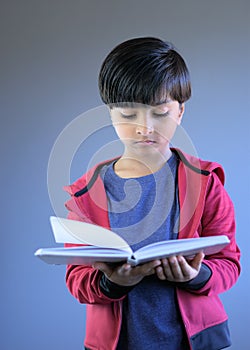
[136,117,154,135]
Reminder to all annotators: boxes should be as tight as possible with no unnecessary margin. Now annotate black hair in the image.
[98,37,191,106]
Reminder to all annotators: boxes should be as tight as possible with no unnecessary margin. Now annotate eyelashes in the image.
[120,111,170,119]
[120,113,136,119]
[153,111,170,117]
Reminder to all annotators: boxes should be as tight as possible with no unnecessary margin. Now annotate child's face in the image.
[109,99,184,159]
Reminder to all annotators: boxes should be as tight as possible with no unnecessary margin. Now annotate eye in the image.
[153,111,170,117]
[120,113,136,119]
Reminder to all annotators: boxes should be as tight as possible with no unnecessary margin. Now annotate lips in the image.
[136,139,156,144]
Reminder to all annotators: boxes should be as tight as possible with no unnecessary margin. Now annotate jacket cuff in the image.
[176,263,212,290]
[99,273,135,299]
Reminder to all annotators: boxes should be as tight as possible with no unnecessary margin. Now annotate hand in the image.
[93,260,161,287]
[155,252,204,282]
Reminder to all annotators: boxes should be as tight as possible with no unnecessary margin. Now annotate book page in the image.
[131,236,229,265]
[35,246,131,265]
[50,216,132,253]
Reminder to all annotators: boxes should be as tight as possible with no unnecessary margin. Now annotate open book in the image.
[35,217,230,266]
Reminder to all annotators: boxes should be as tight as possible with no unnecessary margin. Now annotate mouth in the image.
[136,139,156,144]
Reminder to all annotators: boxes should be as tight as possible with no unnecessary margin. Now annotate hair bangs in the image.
[98,37,191,107]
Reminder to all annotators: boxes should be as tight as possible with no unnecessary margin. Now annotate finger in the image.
[168,256,184,279]
[161,258,175,280]
[92,262,113,276]
[189,252,204,270]
[177,253,205,280]
[134,260,161,277]
[176,256,192,277]
[117,264,133,276]
[155,265,167,280]
[92,261,108,270]
[147,259,162,269]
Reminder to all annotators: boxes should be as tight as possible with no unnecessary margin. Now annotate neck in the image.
[114,149,172,178]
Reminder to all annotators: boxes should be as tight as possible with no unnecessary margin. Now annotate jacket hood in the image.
[64,148,225,198]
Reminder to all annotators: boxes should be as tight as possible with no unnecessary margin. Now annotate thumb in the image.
[92,262,113,276]
[190,252,204,271]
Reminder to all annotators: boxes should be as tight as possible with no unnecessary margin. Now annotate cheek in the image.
[113,123,134,140]
[156,118,178,140]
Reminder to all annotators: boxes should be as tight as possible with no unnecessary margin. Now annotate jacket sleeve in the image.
[186,171,241,296]
[64,210,128,304]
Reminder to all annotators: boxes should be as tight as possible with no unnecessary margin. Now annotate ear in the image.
[178,103,185,124]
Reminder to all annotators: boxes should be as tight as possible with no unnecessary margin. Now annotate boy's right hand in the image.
[93,260,161,287]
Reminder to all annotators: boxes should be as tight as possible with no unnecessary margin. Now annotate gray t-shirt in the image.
[100,153,189,349]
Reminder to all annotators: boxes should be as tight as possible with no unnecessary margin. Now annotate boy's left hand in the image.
[155,251,204,282]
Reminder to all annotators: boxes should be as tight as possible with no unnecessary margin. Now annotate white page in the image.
[50,216,132,253]
[35,246,131,265]
[132,235,230,265]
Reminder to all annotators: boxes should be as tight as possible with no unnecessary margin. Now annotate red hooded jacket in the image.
[64,149,240,350]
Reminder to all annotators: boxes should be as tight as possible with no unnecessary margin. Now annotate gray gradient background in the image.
[1,0,249,349]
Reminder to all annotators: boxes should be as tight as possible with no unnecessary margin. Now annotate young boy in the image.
[64,37,240,350]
